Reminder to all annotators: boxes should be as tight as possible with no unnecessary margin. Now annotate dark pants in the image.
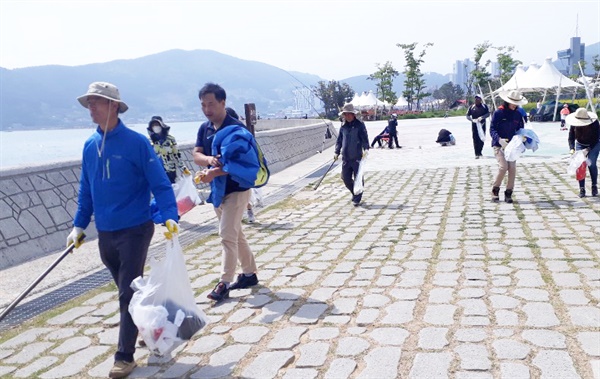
[471,123,486,156]
[388,133,400,148]
[166,171,177,184]
[98,220,154,363]
[371,134,388,147]
[341,159,362,203]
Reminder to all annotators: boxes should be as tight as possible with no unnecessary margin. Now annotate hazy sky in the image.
[1,0,598,80]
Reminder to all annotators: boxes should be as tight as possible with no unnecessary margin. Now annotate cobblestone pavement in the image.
[0,117,599,378]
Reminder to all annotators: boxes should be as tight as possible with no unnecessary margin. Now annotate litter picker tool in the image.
[0,234,85,322]
[313,160,336,190]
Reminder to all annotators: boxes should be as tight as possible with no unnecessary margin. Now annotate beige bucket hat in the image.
[499,90,528,106]
[77,82,129,113]
[339,103,359,116]
[566,107,598,127]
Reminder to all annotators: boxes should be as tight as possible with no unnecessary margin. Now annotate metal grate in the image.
[0,161,332,332]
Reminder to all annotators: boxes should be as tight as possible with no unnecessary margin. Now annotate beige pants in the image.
[493,146,517,190]
[214,190,257,283]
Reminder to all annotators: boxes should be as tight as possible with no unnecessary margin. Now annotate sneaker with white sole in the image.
[247,209,255,223]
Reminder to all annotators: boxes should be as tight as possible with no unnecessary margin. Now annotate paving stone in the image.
[369,327,409,346]
[513,288,550,301]
[336,337,370,356]
[97,327,119,345]
[290,303,328,324]
[523,303,560,327]
[363,293,391,307]
[500,362,530,379]
[577,332,600,356]
[4,342,53,364]
[324,358,356,379]
[296,342,329,367]
[489,294,520,309]
[45,306,96,325]
[13,356,58,378]
[39,345,109,378]
[455,343,491,371]
[424,304,457,325]
[243,294,272,308]
[389,288,420,300]
[418,327,449,349]
[187,334,225,354]
[307,327,338,341]
[458,288,485,298]
[283,368,319,379]
[0,349,13,359]
[559,290,590,305]
[323,315,351,324]
[409,352,452,379]
[495,310,519,326]
[0,366,16,376]
[230,325,269,343]
[522,330,566,349]
[241,350,294,379]
[0,328,53,349]
[268,326,307,349]
[308,288,337,302]
[493,339,531,359]
[552,272,582,287]
[458,299,488,316]
[532,350,580,379]
[356,308,380,325]
[161,355,199,378]
[429,288,454,303]
[332,298,358,314]
[191,344,251,379]
[356,346,401,379]
[250,300,293,323]
[50,336,92,354]
[567,306,600,327]
[44,328,79,341]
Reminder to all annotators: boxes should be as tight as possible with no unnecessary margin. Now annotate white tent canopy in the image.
[496,64,528,92]
[495,57,582,93]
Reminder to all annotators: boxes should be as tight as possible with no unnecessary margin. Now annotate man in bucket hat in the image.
[567,108,600,197]
[489,90,528,203]
[334,103,370,206]
[68,81,179,378]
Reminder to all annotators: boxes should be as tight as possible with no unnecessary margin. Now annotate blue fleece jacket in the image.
[74,120,178,231]
[207,125,259,208]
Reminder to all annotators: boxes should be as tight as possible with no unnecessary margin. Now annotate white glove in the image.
[362,149,369,158]
[66,227,85,249]
[499,139,509,148]
[164,219,179,240]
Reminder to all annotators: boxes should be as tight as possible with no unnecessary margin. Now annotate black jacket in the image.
[387,119,398,135]
[335,118,369,161]
[568,120,600,150]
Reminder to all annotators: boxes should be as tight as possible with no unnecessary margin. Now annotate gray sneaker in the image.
[247,209,255,223]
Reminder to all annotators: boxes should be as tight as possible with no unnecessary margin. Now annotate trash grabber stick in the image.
[313,160,336,191]
[0,234,85,322]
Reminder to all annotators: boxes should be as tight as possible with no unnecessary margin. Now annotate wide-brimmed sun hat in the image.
[77,82,129,113]
[566,108,598,127]
[475,94,484,99]
[499,90,528,106]
[338,103,359,116]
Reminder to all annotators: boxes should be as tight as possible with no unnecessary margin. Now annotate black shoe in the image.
[504,190,513,203]
[579,188,586,198]
[592,186,598,197]
[492,186,500,202]
[353,201,360,207]
[207,282,230,301]
[229,273,259,290]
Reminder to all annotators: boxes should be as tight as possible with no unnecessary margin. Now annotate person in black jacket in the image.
[334,103,370,206]
[567,108,600,197]
[466,94,490,159]
[387,113,400,148]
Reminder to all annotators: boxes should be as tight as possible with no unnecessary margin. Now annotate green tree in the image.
[592,55,600,77]
[368,61,399,106]
[467,41,492,102]
[397,42,433,110]
[432,81,465,109]
[312,80,354,118]
[495,45,522,87]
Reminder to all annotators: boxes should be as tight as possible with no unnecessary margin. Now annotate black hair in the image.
[198,83,226,102]
[225,107,239,120]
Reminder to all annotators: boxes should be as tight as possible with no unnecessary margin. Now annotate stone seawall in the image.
[0,120,336,269]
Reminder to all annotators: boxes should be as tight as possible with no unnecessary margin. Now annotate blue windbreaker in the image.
[74,120,178,231]
[207,125,260,207]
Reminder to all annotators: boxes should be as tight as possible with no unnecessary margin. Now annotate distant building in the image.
[557,37,585,76]
[452,59,474,90]
[292,87,316,115]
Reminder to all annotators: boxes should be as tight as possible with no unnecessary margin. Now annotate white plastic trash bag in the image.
[173,175,202,216]
[249,188,263,207]
[504,135,526,162]
[129,235,207,356]
[567,150,588,177]
[476,121,485,142]
[353,156,367,195]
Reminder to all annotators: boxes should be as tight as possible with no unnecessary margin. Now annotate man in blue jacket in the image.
[67,82,179,379]
[193,83,260,302]
[334,103,370,206]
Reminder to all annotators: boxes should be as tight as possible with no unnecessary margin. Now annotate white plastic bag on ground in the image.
[475,121,485,142]
[353,156,367,195]
[504,135,526,162]
[129,235,207,356]
[173,175,202,216]
[567,150,588,177]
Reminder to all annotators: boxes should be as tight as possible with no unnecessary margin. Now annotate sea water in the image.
[0,122,202,169]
